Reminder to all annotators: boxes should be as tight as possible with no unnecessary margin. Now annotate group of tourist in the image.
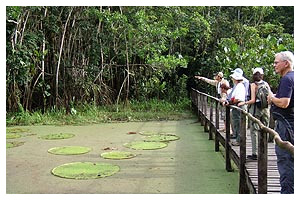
[195,51,294,194]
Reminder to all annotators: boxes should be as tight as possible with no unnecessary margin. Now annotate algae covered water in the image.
[6,119,238,194]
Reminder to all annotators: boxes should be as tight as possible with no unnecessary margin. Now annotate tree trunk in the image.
[125,33,130,106]
[55,8,73,108]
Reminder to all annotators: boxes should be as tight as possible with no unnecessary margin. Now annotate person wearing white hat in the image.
[230,68,250,101]
[225,71,247,146]
[252,67,264,75]
[238,67,271,160]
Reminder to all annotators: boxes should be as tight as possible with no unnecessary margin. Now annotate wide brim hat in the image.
[231,68,243,75]
[230,72,243,81]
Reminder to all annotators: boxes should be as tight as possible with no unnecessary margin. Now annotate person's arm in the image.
[238,83,256,106]
[268,93,290,108]
[194,76,217,86]
[219,92,227,103]
[230,98,240,105]
[267,77,292,108]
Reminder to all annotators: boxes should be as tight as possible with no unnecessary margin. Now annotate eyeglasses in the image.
[274,60,287,65]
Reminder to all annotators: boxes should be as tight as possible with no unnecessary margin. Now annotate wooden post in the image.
[215,100,220,152]
[201,93,204,115]
[204,96,209,132]
[225,106,233,172]
[199,94,204,126]
[258,129,268,193]
[215,100,220,130]
[204,96,207,117]
[239,112,249,193]
[198,93,201,111]
[197,93,201,123]
[192,91,197,113]
[209,98,213,140]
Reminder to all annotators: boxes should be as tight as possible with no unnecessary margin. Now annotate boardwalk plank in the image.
[198,102,282,193]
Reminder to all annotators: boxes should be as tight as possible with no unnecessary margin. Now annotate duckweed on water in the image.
[6,133,22,139]
[143,134,180,142]
[39,133,75,140]
[6,141,24,148]
[101,151,137,160]
[6,128,30,133]
[124,141,168,150]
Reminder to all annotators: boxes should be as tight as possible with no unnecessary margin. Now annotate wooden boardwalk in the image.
[191,89,281,194]
[220,128,280,194]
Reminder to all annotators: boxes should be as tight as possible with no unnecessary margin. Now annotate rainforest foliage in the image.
[6,6,294,113]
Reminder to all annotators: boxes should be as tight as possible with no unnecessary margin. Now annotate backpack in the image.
[255,81,269,109]
[243,78,251,101]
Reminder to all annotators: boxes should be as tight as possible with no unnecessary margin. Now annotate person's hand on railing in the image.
[267,91,275,104]
[222,100,229,106]
[238,102,246,107]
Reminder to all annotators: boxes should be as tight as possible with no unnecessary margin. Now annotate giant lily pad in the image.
[7,141,24,148]
[6,128,30,133]
[6,133,22,139]
[143,134,180,142]
[124,141,167,150]
[51,162,120,179]
[101,151,137,160]
[139,131,158,136]
[48,146,91,155]
[39,133,75,140]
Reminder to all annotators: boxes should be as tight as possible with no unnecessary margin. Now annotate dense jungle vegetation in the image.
[6,6,293,124]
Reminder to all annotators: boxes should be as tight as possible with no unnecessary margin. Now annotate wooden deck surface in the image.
[202,107,281,194]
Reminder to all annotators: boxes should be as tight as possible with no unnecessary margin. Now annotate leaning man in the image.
[268,51,294,194]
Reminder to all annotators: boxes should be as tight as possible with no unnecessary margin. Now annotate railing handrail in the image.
[191,88,294,156]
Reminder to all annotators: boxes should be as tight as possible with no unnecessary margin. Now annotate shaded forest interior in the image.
[6,6,294,113]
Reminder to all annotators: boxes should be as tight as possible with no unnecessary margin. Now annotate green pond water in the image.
[6,119,238,194]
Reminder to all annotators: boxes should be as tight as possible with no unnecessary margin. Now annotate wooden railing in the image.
[191,88,294,194]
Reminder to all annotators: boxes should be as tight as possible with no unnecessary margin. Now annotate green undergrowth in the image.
[6,98,193,126]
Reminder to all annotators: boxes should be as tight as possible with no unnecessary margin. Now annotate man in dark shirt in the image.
[268,51,294,194]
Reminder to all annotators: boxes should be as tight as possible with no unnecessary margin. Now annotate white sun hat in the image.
[231,68,243,75]
[230,72,243,81]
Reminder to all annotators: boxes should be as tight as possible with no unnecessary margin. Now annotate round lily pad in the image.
[124,141,168,150]
[101,151,137,160]
[143,134,180,142]
[48,146,92,155]
[6,128,30,133]
[39,133,75,140]
[51,162,120,179]
[139,131,158,136]
[7,141,24,148]
[6,133,22,139]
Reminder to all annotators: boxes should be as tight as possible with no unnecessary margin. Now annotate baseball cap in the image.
[216,72,223,78]
[252,67,264,74]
